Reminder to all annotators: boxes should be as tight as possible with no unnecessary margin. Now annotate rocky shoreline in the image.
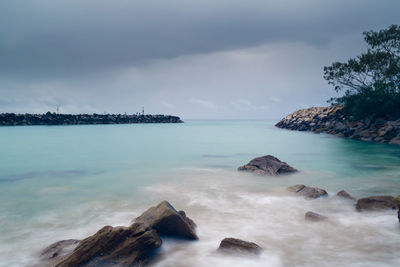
[275,106,400,145]
[0,112,183,126]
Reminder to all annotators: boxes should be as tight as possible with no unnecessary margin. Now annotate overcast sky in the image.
[0,0,399,119]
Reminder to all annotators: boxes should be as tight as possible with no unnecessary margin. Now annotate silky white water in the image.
[1,120,400,266]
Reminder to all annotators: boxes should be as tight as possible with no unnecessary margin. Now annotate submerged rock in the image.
[135,201,198,240]
[39,239,80,266]
[336,190,355,200]
[48,201,197,266]
[356,196,397,211]
[238,155,297,175]
[288,184,328,199]
[305,211,327,222]
[218,238,262,255]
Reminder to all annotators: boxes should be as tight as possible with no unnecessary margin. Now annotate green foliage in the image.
[324,25,400,120]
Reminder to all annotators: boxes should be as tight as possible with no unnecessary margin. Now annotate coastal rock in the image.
[305,211,327,222]
[356,196,397,211]
[218,238,262,255]
[56,224,162,267]
[336,190,355,200]
[39,239,80,266]
[134,201,198,240]
[238,155,297,175]
[275,105,400,146]
[288,184,328,199]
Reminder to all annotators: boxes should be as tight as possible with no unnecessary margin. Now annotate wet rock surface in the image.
[305,211,327,222]
[0,113,183,126]
[336,190,355,200]
[238,155,297,175]
[356,196,397,211]
[46,201,197,267]
[218,238,262,255]
[288,184,328,199]
[275,106,400,145]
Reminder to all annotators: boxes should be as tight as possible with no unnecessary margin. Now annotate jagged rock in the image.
[336,190,355,200]
[305,211,327,222]
[39,239,80,266]
[218,238,262,255]
[288,184,327,199]
[238,155,297,175]
[356,196,397,211]
[135,201,198,240]
[56,224,162,267]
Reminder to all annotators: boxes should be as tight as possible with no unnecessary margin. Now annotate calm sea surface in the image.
[1,120,400,266]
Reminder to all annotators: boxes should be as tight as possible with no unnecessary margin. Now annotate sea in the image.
[1,120,400,267]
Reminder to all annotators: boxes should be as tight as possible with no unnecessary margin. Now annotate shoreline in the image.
[275,106,400,145]
[0,112,183,126]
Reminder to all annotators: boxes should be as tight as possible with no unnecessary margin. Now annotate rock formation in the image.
[238,155,297,175]
[305,211,327,222]
[356,196,397,211]
[0,113,183,126]
[275,106,400,145]
[39,239,80,266]
[218,238,262,255]
[48,201,197,267]
[288,184,328,199]
[336,190,355,200]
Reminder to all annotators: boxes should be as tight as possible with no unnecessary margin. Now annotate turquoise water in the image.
[1,121,400,266]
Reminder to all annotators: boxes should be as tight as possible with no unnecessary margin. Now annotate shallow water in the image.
[0,120,400,267]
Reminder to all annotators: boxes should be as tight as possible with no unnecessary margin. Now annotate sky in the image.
[0,0,399,119]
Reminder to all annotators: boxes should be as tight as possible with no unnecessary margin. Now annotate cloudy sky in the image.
[0,0,399,119]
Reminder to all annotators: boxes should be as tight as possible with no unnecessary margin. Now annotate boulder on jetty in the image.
[218,238,262,255]
[356,196,397,211]
[336,190,355,200]
[53,201,197,266]
[135,201,198,240]
[305,211,327,222]
[39,239,80,266]
[288,184,328,199]
[275,105,400,145]
[238,155,297,175]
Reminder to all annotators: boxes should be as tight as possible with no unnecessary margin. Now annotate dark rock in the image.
[356,196,397,211]
[39,239,80,266]
[218,238,262,255]
[336,190,355,200]
[238,155,297,175]
[135,201,198,240]
[305,211,327,222]
[288,184,328,199]
[56,223,162,267]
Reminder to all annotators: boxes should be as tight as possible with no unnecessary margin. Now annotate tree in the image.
[323,24,400,120]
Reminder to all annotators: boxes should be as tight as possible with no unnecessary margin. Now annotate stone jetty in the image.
[0,112,183,126]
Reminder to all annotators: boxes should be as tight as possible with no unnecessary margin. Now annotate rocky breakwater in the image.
[0,112,183,126]
[275,106,400,145]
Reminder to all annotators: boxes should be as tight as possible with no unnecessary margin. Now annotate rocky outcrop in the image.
[39,239,80,266]
[50,201,197,266]
[356,196,397,211]
[288,184,328,199]
[134,201,198,240]
[275,106,400,145]
[238,155,297,175]
[0,112,183,126]
[218,238,262,255]
[336,190,355,200]
[305,211,327,222]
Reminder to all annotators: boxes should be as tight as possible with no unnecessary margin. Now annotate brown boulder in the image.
[336,190,355,200]
[288,184,328,199]
[39,239,80,266]
[305,211,327,222]
[218,238,262,255]
[238,155,297,175]
[356,196,397,211]
[135,201,198,240]
[56,223,162,267]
